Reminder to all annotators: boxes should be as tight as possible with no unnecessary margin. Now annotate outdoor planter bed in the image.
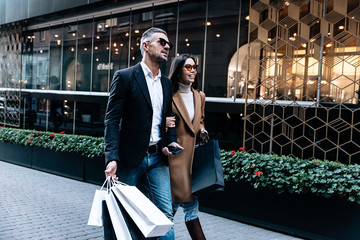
[0,128,105,184]
[2,127,360,239]
[0,141,32,167]
[199,181,360,240]
[199,149,360,240]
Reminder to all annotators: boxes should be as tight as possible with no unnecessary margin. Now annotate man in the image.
[104,27,181,240]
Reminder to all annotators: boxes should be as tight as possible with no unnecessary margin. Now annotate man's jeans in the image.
[117,152,174,240]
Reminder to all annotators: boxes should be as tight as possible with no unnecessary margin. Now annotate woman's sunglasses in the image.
[158,38,173,50]
[184,64,198,71]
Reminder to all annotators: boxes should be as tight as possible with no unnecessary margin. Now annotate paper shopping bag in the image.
[88,189,107,226]
[105,191,132,240]
[192,139,225,194]
[102,200,117,240]
[112,183,174,238]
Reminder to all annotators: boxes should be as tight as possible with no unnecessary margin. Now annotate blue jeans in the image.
[117,152,174,240]
[172,196,199,222]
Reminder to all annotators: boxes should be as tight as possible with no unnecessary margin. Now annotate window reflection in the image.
[206,0,241,97]
[49,27,62,90]
[178,0,206,89]
[77,21,93,91]
[62,23,77,91]
[92,18,110,92]
[110,14,130,77]
[130,9,153,67]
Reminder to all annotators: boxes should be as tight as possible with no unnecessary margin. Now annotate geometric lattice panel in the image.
[244,0,360,164]
[0,27,22,127]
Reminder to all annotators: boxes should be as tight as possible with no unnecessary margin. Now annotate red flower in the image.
[37,136,40,139]
[27,139,31,144]
[314,160,317,163]
[239,147,246,151]
[37,131,40,134]
[17,129,20,132]
[250,165,254,169]
[231,150,236,155]
[59,131,65,134]
[50,133,54,136]
[255,171,263,176]
[30,133,34,137]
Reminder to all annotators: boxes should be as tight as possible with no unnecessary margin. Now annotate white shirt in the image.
[140,61,163,145]
[178,82,194,122]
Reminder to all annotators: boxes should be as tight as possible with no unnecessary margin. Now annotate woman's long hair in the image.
[168,54,198,94]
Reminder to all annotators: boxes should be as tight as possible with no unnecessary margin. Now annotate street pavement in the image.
[0,161,304,240]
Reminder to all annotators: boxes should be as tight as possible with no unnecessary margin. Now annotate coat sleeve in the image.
[199,91,206,131]
[104,70,130,166]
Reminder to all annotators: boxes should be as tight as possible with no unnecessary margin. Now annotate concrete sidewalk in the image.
[0,161,303,240]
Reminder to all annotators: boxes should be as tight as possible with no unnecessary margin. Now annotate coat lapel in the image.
[173,90,195,134]
[133,63,152,109]
[192,89,201,131]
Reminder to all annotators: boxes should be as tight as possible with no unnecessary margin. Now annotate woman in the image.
[165,55,207,240]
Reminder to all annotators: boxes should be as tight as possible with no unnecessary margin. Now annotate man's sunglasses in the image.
[158,38,173,50]
[184,64,198,71]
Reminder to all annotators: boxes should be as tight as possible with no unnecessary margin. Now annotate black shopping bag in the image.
[192,139,225,194]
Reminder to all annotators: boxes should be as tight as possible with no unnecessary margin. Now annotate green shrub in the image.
[0,127,104,158]
[221,148,360,204]
[1,127,360,204]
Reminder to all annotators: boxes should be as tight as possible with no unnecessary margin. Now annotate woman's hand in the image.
[166,116,176,128]
[199,128,208,140]
[165,116,176,132]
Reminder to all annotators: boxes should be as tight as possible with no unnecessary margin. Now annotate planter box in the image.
[199,182,360,240]
[84,156,105,185]
[0,142,32,167]
[32,147,84,181]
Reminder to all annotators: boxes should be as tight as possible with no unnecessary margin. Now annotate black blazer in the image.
[104,63,176,168]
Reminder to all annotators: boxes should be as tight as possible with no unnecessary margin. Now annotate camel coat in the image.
[168,88,205,203]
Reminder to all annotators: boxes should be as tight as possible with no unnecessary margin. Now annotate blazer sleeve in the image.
[104,70,129,166]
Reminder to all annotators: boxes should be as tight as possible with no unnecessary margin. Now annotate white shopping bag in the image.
[105,191,132,240]
[112,183,174,238]
[88,178,109,227]
[88,189,107,226]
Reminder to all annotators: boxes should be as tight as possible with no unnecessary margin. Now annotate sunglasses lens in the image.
[184,64,197,71]
[159,38,172,50]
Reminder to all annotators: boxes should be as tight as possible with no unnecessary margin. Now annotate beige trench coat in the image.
[168,88,205,203]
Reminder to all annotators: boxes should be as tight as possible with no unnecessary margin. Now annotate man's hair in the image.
[140,27,168,56]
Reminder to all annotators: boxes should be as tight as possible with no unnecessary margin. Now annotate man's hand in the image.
[162,142,183,156]
[104,160,118,181]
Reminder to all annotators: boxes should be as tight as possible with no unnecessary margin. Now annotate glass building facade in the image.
[0,0,360,163]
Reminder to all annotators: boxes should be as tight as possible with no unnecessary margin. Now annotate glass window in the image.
[22,31,35,89]
[110,14,130,78]
[92,18,110,92]
[178,0,206,90]
[153,3,178,75]
[62,22,77,91]
[129,8,154,67]
[49,27,62,90]
[77,21,93,91]
[205,0,240,97]
[75,101,106,136]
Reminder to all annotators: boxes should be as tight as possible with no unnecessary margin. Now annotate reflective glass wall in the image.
[20,0,248,97]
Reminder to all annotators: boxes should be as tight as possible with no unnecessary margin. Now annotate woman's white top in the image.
[178,82,195,122]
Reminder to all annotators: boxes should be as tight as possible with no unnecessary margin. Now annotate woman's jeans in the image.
[172,196,199,222]
[115,151,174,240]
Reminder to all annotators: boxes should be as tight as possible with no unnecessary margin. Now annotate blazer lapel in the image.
[133,63,152,109]
[173,90,195,134]
[161,76,170,119]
